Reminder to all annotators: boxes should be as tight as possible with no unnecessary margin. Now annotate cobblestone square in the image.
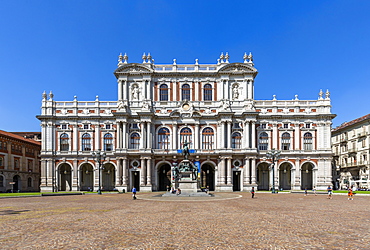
[0,192,369,249]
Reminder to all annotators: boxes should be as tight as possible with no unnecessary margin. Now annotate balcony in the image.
[358,131,368,138]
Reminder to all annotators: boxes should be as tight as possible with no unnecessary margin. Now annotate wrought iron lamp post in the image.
[266,148,281,193]
[91,150,106,195]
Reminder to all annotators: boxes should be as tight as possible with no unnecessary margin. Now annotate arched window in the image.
[0,156,3,167]
[180,127,192,149]
[0,175,3,187]
[202,127,214,149]
[231,132,242,149]
[259,132,269,150]
[130,133,140,149]
[27,177,32,187]
[158,128,170,149]
[303,132,313,151]
[81,133,91,151]
[281,132,291,151]
[182,84,191,101]
[60,133,69,151]
[203,84,212,101]
[104,133,113,151]
[160,84,169,101]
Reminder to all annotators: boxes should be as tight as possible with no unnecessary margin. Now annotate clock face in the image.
[183,104,190,111]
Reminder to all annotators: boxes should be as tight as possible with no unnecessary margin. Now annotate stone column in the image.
[220,158,226,184]
[95,124,100,150]
[194,123,199,150]
[251,158,256,185]
[245,121,250,148]
[122,122,127,149]
[221,122,225,148]
[244,157,250,185]
[147,122,151,149]
[227,158,232,185]
[251,121,256,148]
[122,157,127,186]
[172,123,177,150]
[146,158,152,186]
[272,124,278,149]
[227,122,232,149]
[294,123,300,150]
[117,158,122,186]
[41,159,47,186]
[140,158,146,186]
[118,80,123,100]
[117,122,121,149]
[140,122,145,149]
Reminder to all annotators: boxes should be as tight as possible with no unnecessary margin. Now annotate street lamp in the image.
[91,150,106,195]
[266,148,281,193]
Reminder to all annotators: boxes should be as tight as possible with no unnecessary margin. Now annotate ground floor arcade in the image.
[40,155,332,192]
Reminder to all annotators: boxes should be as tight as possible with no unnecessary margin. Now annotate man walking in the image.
[327,185,333,199]
[132,186,137,200]
[251,187,255,198]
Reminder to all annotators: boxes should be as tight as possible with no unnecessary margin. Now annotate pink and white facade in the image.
[37,52,335,192]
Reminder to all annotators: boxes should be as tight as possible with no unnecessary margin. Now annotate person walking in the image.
[251,187,255,198]
[312,186,317,196]
[348,187,354,200]
[132,186,137,200]
[304,188,308,196]
[327,185,333,199]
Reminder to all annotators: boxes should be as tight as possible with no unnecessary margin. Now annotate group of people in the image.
[130,185,356,200]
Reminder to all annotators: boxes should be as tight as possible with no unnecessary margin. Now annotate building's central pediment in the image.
[114,63,153,76]
[218,63,257,74]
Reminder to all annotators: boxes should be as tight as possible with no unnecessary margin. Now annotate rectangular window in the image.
[62,124,67,129]
[261,124,266,129]
[106,124,111,129]
[283,124,289,128]
[83,124,89,130]
[306,123,310,128]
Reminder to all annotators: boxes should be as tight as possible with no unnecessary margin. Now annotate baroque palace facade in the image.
[37,52,335,192]
[332,114,370,190]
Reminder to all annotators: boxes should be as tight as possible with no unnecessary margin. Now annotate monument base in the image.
[173,171,198,193]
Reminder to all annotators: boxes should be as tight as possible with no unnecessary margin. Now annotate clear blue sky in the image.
[1,0,369,132]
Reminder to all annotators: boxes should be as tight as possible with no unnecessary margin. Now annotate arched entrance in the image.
[279,163,292,190]
[201,164,215,191]
[13,175,21,191]
[80,163,94,191]
[301,162,314,190]
[158,164,171,191]
[59,163,72,191]
[102,163,115,191]
[257,163,270,190]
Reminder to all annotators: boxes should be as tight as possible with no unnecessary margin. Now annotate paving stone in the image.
[0,193,369,249]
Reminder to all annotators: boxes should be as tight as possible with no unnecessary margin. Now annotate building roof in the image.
[0,130,41,146]
[332,113,370,132]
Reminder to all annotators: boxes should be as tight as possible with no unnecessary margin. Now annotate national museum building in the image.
[37,52,335,192]
[331,114,370,190]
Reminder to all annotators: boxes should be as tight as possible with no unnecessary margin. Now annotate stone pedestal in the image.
[174,171,198,193]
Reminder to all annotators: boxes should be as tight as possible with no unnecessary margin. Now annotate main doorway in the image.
[158,164,171,191]
[201,164,215,191]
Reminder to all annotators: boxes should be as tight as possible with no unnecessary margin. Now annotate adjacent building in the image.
[0,130,41,192]
[37,52,335,192]
[332,114,370,190]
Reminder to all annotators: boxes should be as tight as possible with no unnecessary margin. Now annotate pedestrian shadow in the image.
[0,209,30,215]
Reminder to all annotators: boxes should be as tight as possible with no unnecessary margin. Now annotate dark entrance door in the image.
[13,175,20,191]
[132,171,140,191]
[233,171,241,191]
[201,164,215,191]
[158,164,171,191]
